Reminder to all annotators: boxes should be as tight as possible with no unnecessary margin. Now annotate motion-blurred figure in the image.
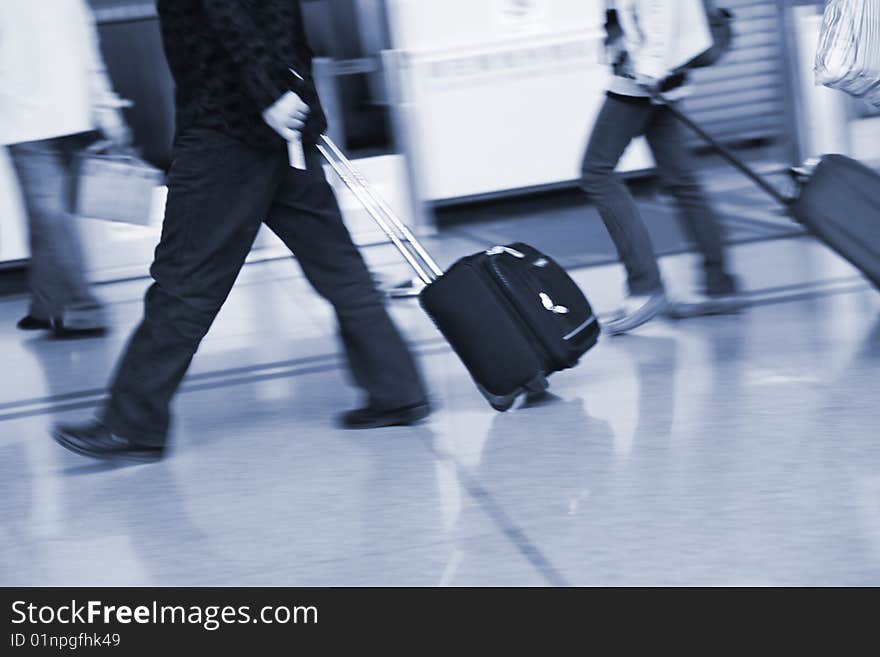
[53,0,429,462]
[581,0,741,335]
[0,0,131,337]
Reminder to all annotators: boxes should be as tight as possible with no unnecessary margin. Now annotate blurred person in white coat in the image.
[581,0,742,335]
[0,0,131,337]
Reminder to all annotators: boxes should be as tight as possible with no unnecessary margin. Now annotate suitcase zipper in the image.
[488,257,591,360]
[487,259,552,363]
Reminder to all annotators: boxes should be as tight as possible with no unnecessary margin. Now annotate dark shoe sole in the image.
[50,326,108,340]
[52,429,164,463]
[341,403,431,430]
[17,316,52,331]
[665,298,746,320]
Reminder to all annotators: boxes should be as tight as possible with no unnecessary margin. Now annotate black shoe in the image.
[17,315,52,331]
[50,320,107,340]
[340,401,431,429]
[52,420,164,463]
[704,272,739,298]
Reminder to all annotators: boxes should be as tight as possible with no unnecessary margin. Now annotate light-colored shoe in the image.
[664,292,746,319]
[601,291,668,336]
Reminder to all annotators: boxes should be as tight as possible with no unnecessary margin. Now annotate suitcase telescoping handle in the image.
[317,135,444,286]
[656,96,793,208]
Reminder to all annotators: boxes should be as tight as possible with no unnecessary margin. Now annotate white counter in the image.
[384,0,653,203]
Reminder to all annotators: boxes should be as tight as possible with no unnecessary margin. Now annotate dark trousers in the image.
[102,127,426,445]
[580,94,734,296]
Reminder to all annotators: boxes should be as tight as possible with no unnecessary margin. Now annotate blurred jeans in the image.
[102,127,426,445]
[8,136,104,327]
[580,94,734,296]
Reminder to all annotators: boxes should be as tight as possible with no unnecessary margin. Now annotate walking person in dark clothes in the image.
[53,0,430,462]
[584,0,743,336]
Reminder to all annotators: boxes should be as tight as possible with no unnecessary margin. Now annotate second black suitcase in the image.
[663,101,880,291]
[790,155,880,290]
[318,137,600,411]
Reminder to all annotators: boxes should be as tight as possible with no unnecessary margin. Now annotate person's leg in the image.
[645,106,737,296]
[8,138,104,332]
[264,147,427,423]
[55,134,111,332]
[96,128,283,447]
[579,95,663,296]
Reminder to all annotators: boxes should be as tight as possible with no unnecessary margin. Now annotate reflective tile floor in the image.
[1,225,879,585]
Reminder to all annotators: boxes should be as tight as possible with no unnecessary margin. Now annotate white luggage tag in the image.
[288,135,306,170]
[287,67,307,170]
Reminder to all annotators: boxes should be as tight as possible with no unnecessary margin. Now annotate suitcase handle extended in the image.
[655,95,794,208]
[317,135,444,286]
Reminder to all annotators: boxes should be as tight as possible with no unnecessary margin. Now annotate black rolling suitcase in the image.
[790,155,880,289]
[318,137,600,411]
[663,102,880,290]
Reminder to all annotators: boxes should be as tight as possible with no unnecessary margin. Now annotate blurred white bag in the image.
[76,142,164,226]
[814,0,880,107]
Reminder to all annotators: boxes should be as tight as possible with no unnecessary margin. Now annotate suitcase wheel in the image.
[524,374,549,395]
[476,384,518,413]
[477,373,550,412]
[490,398,516,412]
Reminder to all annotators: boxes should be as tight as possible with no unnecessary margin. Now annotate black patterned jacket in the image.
[156,0,327,150]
